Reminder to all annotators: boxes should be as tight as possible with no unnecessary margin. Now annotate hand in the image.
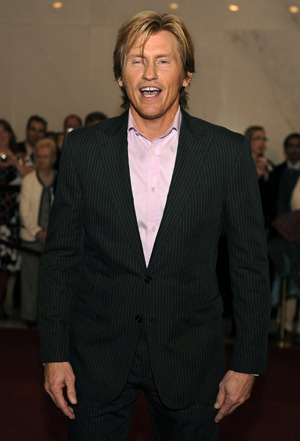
[38,230,47,245]
[44,362,77,419]
[254,156,268,178]
[0,149,18,168]
[0,146,15,167]
[214,370,255,423]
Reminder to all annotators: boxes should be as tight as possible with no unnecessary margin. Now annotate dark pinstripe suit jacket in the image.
[39,110,270,409]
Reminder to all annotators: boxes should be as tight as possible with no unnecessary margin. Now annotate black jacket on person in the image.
[38,110,270,409]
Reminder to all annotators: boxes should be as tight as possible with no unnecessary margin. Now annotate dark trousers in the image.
[68,330,218,441]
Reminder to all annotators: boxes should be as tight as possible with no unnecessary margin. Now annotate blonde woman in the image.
[19,138,57,327]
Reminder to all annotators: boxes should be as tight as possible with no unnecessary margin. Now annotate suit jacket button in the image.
[144,276,152,283]
[135,315,143,323]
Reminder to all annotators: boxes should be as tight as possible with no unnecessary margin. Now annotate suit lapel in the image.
[95,111,213,271]
[95,112,146,269]
[148,111,213,269]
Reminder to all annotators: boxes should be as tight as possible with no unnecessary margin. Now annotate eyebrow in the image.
[128,53,173,59]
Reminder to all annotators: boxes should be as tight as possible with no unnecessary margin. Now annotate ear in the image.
[117,77,124,88]
[182,72,192,88]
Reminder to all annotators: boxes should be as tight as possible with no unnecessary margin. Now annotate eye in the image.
[132,58,143,65]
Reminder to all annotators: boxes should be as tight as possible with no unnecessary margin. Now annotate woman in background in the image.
[19,138,57,328]
[0,119,22,318]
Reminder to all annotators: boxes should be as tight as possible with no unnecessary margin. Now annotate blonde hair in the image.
[34,138,57,157]
[113,11,195,109]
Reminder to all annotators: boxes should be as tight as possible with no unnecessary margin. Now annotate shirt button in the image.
[151,149,156,155]
[151,187,156,192]
[152,227,156,232]
[144,276,152,283]
[135,315,143,323]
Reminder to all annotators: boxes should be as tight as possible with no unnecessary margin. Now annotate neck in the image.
[288,159,298,165]
[130,105,179,141]
[39,168,53,178]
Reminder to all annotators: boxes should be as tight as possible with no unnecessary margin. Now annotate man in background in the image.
[270,133,300,210]
[85,111,108,126]
[16,115,47,167]
[63,114,82,133]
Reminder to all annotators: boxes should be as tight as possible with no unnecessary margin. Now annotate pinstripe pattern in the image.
[68,328,219,441]
[39,110,270,410]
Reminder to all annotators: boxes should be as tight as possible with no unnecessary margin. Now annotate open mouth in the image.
[140,87,162,98]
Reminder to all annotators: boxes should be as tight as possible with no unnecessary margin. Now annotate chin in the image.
[134,104,168,120]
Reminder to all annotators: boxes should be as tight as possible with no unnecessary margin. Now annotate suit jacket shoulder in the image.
[181,110,245,148]
[60,112,129,160]
[67,111,128,138]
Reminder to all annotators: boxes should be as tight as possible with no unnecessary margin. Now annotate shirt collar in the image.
[287,160,300,169]
[128,107,182,141]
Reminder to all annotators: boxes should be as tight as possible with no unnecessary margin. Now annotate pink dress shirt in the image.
[127,108,181,266]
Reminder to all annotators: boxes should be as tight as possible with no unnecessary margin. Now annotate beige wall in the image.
[1,0,300,163]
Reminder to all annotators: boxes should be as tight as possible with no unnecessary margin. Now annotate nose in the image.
[143,60,157,80]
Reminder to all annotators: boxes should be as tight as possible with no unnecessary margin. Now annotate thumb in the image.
[214,386,225,409]
[66,381,77,405]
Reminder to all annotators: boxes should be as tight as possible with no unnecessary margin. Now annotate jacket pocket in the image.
[190,295,223,326]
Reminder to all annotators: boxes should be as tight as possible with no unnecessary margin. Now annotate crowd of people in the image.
[0,112,107,326]
[246,126,300,340]
[0,112,300,338]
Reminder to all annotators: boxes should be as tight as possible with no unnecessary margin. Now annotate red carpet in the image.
[0,329,299,441]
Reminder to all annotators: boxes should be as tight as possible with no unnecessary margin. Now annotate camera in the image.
[0,152,8,162]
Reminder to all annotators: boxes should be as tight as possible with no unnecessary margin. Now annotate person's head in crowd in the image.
[113,10,195,110]
[244,125,267,158]
[45,132,58,144]
[56,132,65,151]
[85,112,108,126]
[63,114,82,133]
[0,119,17,152]
[283,133,300,165]
[26,115,47,148]
[34,138,57,172]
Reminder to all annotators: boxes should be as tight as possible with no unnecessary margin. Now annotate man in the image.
[85,111,108,126]
[63,114,82,133]
[269,133,300,208]
[16,115,47,167]
[39,11,270,441]
[268,134,300,337]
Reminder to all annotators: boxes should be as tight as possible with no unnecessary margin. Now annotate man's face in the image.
[250,130,267,157]
[64,116,81,132]
[118,31,191,123]
[26,121,46,147]
[285,137,300,164]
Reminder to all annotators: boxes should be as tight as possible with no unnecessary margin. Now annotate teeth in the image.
[141,87,160,92]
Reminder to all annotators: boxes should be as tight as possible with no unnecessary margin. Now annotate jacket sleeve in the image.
[222,136,271,374]
[19,174,42,239]
[38,133,84,363]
